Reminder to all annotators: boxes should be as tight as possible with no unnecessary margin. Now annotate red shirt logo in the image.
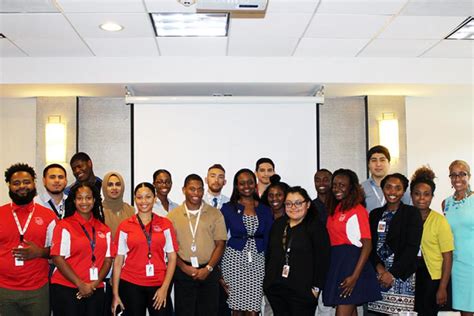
[34,217,44,225]
[153,225,162,232]
[97,231,106,239]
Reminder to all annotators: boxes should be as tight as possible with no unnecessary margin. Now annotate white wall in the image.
[0,98,37,204]
[406,94,474,210]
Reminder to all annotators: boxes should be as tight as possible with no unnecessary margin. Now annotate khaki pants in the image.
[0,283,49,316]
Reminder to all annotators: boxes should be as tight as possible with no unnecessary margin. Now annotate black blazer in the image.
[369,203,422,281]
[263,215,330,301]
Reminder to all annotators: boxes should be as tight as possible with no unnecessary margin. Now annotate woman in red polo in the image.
[50,182,113,316]
[112,182,178,316]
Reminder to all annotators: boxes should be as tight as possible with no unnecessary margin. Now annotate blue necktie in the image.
[212,197,218,208]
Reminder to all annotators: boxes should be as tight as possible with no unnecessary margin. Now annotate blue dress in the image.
[444,194,474,312]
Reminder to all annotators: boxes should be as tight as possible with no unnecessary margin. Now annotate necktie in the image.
[212,197,218,208]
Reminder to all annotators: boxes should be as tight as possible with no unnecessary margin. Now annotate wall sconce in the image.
[46,115,66,163]
[378,112,399,160]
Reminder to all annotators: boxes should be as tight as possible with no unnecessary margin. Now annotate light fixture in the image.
[99,22,124,32]
[150,13,229,37]
[378,112,399,160]
[446,16,473,40]
[46,115,66,163]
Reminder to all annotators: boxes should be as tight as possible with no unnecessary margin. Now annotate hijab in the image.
[102,171,135,238]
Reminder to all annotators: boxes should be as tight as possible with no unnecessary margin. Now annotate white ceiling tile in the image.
[294,38,370,57]
[157,37,227,56]
[228,37,298,56]
[230,13,312,38]
[85,37,159,56]
[144,0,197,13]
[317,0,408,15]
[359,39,438,57]
[56,0,146,13]
[65,13,155,38]
[305,14,391,38]
[265,0,319,14]
[422,40,474,58]
[12,38,93,56]
[0,13,82,39]
[0,0,59,13]
[379,16,468,39]
[0,40,27,57]
[401,0,474,16]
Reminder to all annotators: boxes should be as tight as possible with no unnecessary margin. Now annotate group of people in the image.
[0,147,472,316]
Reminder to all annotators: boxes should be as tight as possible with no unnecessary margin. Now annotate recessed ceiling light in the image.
[99,22,124,32]
[150,13,229,37]
[446,17,473,40]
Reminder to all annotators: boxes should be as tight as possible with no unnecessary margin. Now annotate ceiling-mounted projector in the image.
[196,0,268,11]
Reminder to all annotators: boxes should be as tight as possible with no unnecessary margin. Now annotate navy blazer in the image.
[220,201,273,253]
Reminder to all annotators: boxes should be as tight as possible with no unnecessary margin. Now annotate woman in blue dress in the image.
[442,160,474,315]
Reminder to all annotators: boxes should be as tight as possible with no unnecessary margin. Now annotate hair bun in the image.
[270,174,281,184]
[411,166,435,182]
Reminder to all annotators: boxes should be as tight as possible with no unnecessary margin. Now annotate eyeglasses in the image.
[154,180,172,186]
[449,172,468,179]
[284,200,306,209]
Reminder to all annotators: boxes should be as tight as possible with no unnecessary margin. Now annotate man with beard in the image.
[312,169,332,226]
[0,163,57,316]
[255,158,275,198]
[34,163,68,219]
[203,164,229,210]
[65,152,102,195]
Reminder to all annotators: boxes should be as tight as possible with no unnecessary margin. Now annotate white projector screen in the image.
[133,103,318,204]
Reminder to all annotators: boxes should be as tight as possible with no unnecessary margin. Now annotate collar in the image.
[11,201,35,213]
[72,211,96,226]
[181,202,206,215]
[205,191,222,199]
[40,192,66,205]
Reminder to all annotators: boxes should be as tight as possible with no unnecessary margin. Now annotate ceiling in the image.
[0,0,472,58]
[0,0,472,98]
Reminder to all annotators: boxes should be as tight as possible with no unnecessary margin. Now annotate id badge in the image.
[89,267,99,281]
[247,251,252,263]
[281,264,290,278]
[15,245,24,266]
[146,263,155,277]
[190,256,199,268]
[377,220,387,233]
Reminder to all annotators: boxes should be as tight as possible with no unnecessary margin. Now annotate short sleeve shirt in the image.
[0,202,57,290]
[115,214,178,287]
[167,203,227,265]
[327,204,371,247]
[50,212,112,288]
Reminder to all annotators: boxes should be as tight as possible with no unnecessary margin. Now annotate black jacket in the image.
[263,215,330,301]
[369,203,422,281]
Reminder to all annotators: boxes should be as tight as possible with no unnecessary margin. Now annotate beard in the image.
[9,188,37,205]
[46,187,64,195]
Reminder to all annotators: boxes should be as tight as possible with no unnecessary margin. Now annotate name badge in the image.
[190,256,199,268]
[89,267,99,281]
[377,220,387,233]
[248,251,252,263]
[281,264,290,278]
[15,245,24,266]
[146,263,155,277]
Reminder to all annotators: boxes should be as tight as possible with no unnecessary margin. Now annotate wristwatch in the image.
[206,264,214,272]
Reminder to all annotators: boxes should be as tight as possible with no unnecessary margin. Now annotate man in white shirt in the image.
[34,164,68,219]
[203,164,229,210]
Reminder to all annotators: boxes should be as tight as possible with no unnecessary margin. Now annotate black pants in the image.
[173,265,219,316]
[415,258,452,316]
[51,283,104,316]
[119,279,171,316]
[266,284,316,316]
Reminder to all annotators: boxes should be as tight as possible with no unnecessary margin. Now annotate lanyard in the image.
[80,224,96,264]
[282,223,294,265]
[370,181,386,207]
[185,204,203,243]
[137,214,153,260]
[47,200,64,219]
[11,203,35,243]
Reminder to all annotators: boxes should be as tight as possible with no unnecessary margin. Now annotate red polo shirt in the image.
[115,214,178,287]
[0,202,57,290]
[327,203,371,247]
[50,212,112,288]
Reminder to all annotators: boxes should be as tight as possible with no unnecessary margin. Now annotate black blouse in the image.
[263,215,330,301]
